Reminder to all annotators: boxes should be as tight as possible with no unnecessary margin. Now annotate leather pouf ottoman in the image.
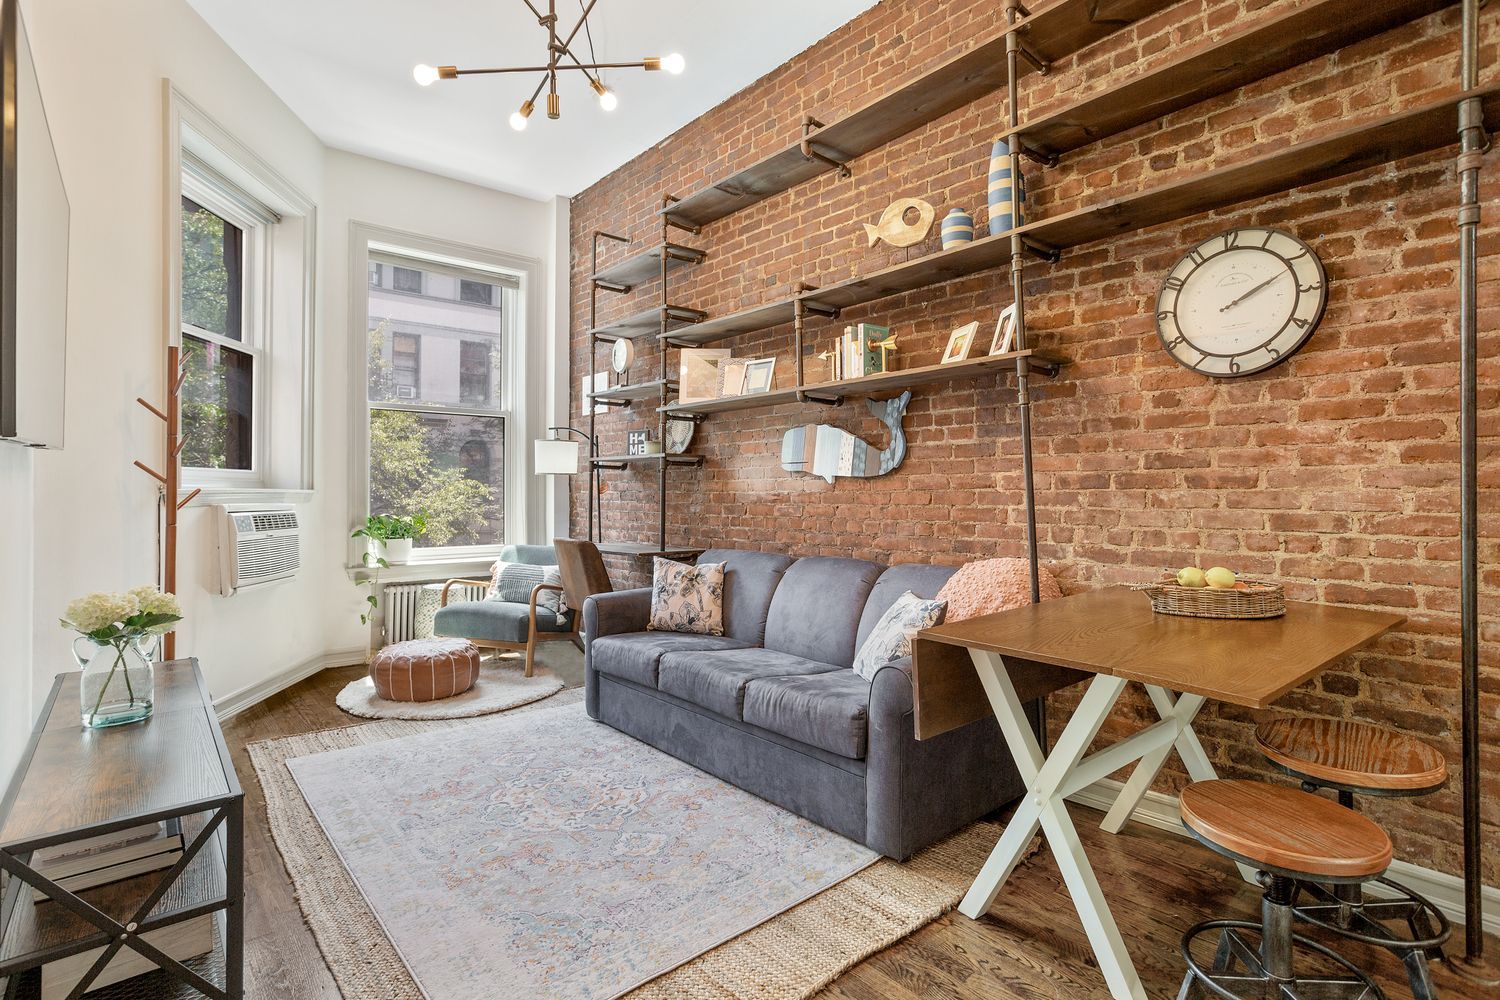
[369,638,481,702]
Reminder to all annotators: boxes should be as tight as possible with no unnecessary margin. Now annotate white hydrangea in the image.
[128,585,181,618]
[61,591,138,634]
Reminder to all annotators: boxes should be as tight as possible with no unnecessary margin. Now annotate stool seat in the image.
[1255,717,1447,792]
[1180,780,1392,881]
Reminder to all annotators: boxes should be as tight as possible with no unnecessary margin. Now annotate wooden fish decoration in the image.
[781,391,911,485]
[863,198,935,248]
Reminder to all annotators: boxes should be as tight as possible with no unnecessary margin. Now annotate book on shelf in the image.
[32,818,184,901]
[838,324,891,381]
[42,912,214,1000]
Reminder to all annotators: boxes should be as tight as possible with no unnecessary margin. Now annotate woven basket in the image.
[1133,574,1286,619]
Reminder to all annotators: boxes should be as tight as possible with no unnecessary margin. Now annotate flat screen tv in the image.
[1,0,68,449]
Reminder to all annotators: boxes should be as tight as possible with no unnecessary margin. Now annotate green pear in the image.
[1205,566,1237,589]
[1176,567,1206,588]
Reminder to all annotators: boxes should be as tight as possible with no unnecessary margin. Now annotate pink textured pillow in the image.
[937,558,1063,622]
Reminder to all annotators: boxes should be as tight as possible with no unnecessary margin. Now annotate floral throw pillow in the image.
[648,558,726,636]
[852,591,947,681]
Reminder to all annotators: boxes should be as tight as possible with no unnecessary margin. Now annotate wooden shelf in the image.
[592,243,706,291]
[662,349,1062,416]
[663,299,799,346]
[660,0,1171,229]
[592,453,704,468]
[1011,84,1500,253]
[587,379,676,406]
[1007,0,1453,159]
[595,541,705,559]
[588,305,707,341]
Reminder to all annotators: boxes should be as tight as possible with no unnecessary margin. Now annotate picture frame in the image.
[626,429,649,456]
[941,321,979,364]
[989,304,1017,355]
[742,357,776,394]
[679,348,731,403]
[717,358,749,397]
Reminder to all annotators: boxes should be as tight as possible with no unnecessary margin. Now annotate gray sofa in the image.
[584,548,1034,860]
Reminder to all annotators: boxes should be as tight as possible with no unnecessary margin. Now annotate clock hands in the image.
[1219,271,1285,312]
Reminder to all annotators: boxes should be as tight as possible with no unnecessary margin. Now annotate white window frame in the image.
[178,169,272,487]
[164,83,318,504]
[348,222,540,568]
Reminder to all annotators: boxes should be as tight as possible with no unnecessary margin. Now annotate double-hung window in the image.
[179,157,276,482]
[365,249,515,553]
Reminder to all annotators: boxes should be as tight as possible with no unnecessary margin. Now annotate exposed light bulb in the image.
[661,52,685,75]
[412,63,439,87]
[509,110,529,131]
[591,78,618,111]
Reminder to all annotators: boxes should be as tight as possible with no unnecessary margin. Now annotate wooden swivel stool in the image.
[1256,718,1451,1000]
[1178,779,1393,1000]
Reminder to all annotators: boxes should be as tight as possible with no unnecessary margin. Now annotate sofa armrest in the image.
[584,588,651,642]
[864,654,1034,860]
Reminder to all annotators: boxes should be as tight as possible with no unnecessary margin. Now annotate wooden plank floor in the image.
[223,659,1491,999]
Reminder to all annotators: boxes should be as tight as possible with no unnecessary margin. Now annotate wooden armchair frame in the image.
[440,579,580,677]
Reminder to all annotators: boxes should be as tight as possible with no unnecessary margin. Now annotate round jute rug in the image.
[335,661,563,720]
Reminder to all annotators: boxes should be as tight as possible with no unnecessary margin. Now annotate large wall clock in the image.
[1155,227,1328,377]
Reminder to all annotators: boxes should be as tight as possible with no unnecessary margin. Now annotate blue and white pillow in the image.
[852,591,947,680]
[487,561,567,616]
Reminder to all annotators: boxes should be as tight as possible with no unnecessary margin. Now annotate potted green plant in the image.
[352,512,428,566]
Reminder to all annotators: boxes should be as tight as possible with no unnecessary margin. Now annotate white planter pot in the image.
[370,537,414,565]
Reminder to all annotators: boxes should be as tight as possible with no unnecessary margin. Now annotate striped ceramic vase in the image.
[940,208,975,249]
[987,138,1026,236]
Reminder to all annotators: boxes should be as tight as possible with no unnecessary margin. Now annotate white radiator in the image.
[383,582,487,644]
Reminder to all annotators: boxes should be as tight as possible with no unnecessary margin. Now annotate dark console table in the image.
[0,660,243,999]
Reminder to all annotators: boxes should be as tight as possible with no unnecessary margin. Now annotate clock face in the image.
[610,337,635,375]
[1155,228,1327,377]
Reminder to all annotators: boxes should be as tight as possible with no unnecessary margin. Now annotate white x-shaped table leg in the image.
[959,650,1147,1000]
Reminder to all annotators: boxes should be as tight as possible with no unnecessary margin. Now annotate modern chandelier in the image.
[413,0,684,130]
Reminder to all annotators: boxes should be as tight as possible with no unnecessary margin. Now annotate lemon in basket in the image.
[1176,567,1207,588]
[1205,567,1237,589]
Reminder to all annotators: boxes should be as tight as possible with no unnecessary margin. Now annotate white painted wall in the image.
[0,0,566,768]
[320,149,564,656]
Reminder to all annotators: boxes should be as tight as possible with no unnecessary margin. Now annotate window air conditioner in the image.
[396,385,417,399]
[215,506,300,596]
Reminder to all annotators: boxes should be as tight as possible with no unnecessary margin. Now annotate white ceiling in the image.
[186,0,879,201]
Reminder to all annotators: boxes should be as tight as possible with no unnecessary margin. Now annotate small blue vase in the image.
[940,208,974,250]
[987,138,1026,236]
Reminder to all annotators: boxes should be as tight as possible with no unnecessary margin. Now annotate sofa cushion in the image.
[658,647,841,720]
[762,556,885,668]
[742,670,872,760]
[853,591,948,681]
[697,548,796,644]
[590,632,752,689]
[648,558,725,635]
[856,563,958,652]
[434,600,569,643]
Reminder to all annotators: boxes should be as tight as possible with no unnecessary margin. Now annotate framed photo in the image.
[581,371,609,415]
[717,358,749,397]
[743,357,776,394]
[680,348,731,403]
[941,321,979,364]
[989,304,1017,355]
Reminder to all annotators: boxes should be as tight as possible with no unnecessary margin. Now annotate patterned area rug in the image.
[249,689,1016,1000]
[334,660,563,720]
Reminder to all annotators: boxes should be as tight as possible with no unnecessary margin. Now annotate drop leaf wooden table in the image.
[912,586,1404,1000]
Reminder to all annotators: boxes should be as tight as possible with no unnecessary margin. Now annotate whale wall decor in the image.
[780,391,911,485]
[863,197,935,248]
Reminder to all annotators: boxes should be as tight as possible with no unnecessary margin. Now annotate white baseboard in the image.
[1067,778,1500,937]
[213,647,366,721]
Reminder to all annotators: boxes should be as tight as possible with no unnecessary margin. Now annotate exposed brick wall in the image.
[570,0,1500,882]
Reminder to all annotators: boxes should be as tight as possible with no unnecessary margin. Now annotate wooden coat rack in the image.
[134,343,198,660]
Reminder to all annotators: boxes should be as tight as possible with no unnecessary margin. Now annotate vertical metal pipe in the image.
[1455,0,1487,965]
[588,236,599,542]
[658,209,669,552]
[1004,1,1041,607]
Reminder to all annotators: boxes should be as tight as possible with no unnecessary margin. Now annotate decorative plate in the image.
[663,417,694,455]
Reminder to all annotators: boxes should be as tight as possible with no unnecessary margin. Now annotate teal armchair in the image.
[434,544,578,676]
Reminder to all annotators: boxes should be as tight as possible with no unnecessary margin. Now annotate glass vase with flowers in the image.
[61,586,182,728]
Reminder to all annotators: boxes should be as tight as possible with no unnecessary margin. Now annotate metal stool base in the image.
[1293,873,1451,999]
[1180,920,1388,1000]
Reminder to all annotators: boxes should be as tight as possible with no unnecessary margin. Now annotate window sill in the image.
[345,554,496,584]
[181,487,314,507]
